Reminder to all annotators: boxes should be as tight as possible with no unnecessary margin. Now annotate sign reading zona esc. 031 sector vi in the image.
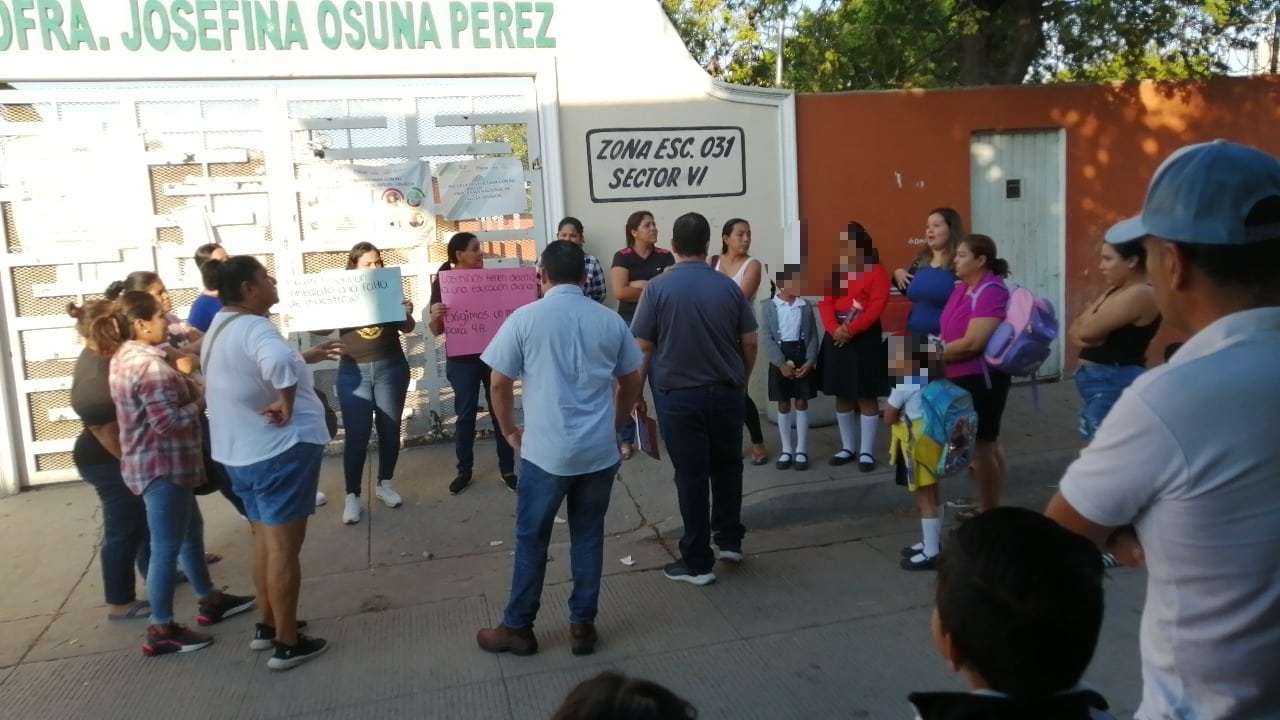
[586,127,746,203]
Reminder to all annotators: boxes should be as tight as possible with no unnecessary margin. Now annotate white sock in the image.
[836,411,857,453]
[859,414,879,458]
[777,411,795,454]
[922,517,943,557]
[794,410,810,455]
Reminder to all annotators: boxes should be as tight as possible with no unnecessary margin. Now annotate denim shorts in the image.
[1075,363,1146,441]
[226,442,324,526]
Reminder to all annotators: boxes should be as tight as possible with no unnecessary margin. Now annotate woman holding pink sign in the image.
[428,232,518,496]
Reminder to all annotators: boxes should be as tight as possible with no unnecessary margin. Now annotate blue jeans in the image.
[336,356,410,495]
[142,479,215,625]
[446,358,514,476]
[81,463,150,605]
[654,384,746,574]
[503,459,618,628]
[1075,363,1145,441]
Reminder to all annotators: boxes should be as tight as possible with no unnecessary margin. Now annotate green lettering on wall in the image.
[365,0,389,49]
[282,0,306,48]
[534,1,553,47]
[254,0,282,50]
[470,2,490,48]
[120,0,142,49]
[194,0,219,49]
[172,0,198,50]
[218,0,240,50]
[36,0,69,51]
[416,1,440,48]
[448,1,466,48]
[66,0,99,50]
[513,1,531,48]
[389,0,412,49]
[341,0,363,49]
[316,0,341,48]
[142,0,170,51]
[0,5,13,52]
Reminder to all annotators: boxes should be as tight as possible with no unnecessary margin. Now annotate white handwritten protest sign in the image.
[282,267,405,332]
[438,267,539,357]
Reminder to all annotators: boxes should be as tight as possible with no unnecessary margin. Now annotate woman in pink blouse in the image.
[938,234,1012,517]
[96,290,254,657]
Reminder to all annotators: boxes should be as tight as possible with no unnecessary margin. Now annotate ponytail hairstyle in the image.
[720,217,749,255]
[962,234,1011,278]
[624,211,653,249]
[87,291,159,358]
[66,299,115,341]
[103,271,161,301]
[439,232,479,273]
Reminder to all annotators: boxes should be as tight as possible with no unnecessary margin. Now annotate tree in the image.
[659,0,797,83]
[474,124,530,168]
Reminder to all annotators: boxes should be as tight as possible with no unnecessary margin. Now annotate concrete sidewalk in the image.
[0,381,1144,719]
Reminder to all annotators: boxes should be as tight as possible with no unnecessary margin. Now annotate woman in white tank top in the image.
[712,218,768,465]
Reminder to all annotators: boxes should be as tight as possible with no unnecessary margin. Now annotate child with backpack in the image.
[761,266,821,471]
[886,335,978,571]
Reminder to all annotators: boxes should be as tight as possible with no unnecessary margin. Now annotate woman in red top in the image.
[818,222,891,471]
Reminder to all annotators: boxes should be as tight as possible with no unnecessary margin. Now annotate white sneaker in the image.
[717,549,743,563]
[315,490,327,507]
[342,493,362,525]
[374,480,403,508]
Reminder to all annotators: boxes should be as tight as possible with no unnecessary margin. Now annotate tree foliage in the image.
[659,0,1279,91]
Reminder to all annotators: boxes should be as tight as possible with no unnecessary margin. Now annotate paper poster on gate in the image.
[297,161,434,243]
[436,157,527,221]
[281,267,405,333]
[438,267,539,357]
[4,135,131,246]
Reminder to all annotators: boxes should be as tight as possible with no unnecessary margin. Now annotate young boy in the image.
[910,507,1115,719]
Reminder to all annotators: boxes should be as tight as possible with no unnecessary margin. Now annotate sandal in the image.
[107,599,151,621]
[829,449,856,467]
[793,453,810,471]
[205,552,222,565]
[620,444,635,461]
[750,448,769,466]
[775,453,793,470]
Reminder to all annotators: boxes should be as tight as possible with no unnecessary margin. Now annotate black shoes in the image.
[267,634,329,671]
[449,474,472,495]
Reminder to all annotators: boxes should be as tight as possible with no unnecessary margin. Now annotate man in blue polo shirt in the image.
[631,212,759,586]
[475,240,645,657]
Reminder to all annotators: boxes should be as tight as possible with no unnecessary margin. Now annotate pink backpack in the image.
[982,286,1058,377]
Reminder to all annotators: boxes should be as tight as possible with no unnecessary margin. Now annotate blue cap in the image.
[1105,140,1280,246]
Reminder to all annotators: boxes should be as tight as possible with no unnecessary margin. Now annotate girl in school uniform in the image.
[760,267,820,471]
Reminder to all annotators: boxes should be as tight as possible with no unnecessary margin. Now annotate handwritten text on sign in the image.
[586,126,747,203]
[282,267,405,332]
[438,267,538,357]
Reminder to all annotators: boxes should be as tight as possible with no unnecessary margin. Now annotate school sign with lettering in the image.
[0,0,555,53]
[586,127,747,203]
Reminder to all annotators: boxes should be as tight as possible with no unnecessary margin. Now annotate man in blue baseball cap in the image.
[1046,140,1280,720]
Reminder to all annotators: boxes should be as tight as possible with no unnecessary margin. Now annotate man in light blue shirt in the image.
[476,240,645,658]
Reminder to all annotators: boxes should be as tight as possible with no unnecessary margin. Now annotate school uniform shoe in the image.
[267,635,329,671]
[143,623,213,656]
[570,623,598,656]
[375,480,403,508]
[315,490,327,507]
[793,453,810,471]
[662,562,716,586]
[449,474,472,495]
[858,453,877,472]
[343,494,362,525]
[250,620,310,651]
[900,553,939,571]
[196,591,256,626]
[901,543,926,558]
[476,624,538,656]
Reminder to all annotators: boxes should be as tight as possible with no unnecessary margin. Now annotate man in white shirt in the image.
[202,256,337,672]
[475,241,645,657]
[1046,140,1280,720]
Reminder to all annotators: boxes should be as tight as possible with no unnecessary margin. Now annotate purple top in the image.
[939,272,1010,379]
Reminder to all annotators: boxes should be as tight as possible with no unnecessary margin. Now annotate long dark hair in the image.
[624,211,653,248]
[962,234,1011,278]
[217,255,266,304]
[1107,238,1147,272]
[87,291,159,358]
[720,217,749,255]
[346,241,381,270]
[914,207,964,271]
[438,232,479,273]
[558,216,585,237]
[830,221,879,296]
[66,299,115,341]
[550,671,697,720]
[104,271,161,301]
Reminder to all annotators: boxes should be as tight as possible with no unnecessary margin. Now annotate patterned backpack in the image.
[906,379,979,479]
[979,284,1059,378]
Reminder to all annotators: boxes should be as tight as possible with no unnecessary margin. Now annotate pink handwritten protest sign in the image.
[438,267,539,357]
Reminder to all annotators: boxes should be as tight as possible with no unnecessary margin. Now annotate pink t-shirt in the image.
[939,272,1010,379]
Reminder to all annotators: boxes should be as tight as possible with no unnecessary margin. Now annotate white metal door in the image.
[0,80,544,488]
[969,130,1066,378]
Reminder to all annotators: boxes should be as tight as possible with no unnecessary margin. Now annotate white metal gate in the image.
[0,79,545,488]
[969,129,1066,378]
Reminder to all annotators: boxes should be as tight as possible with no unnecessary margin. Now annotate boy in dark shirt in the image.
[909,507,1114,720]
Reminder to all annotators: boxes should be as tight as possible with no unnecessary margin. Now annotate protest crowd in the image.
[67,140,1280,719]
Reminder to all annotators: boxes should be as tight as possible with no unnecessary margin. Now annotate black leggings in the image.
[744,393,764,444]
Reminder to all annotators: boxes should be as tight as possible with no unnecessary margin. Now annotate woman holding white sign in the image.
[312,242,416,526]
[428,232,518,496]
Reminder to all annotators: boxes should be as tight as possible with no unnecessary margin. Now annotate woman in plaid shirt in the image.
[97,290,254,656]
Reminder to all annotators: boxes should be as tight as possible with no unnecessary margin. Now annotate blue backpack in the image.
[906,380,979,479]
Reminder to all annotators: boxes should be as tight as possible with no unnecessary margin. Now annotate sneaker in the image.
[502,473,518,493]
[374,480,403,508]
[717,548,744,563]
[476,624,538,656]
[267,634,329,671]
[196,591,256,626]
[250,620,310,651]
[570,623,598,656]
[315,490,327,507]
[449,474,472,495]
[662,562,716,586]
[342,493,362,525]
[143,623,213,656]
